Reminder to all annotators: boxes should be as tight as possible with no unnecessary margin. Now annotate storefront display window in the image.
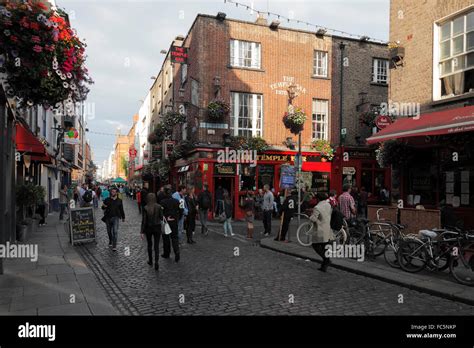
[258,165,274,189]
[239,164,256,191]
[312,172,330,194]
[442,168,473,207]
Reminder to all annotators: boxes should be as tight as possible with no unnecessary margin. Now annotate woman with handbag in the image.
[140,193,163,270]
[222,191,234,237]
[243,191,255,239]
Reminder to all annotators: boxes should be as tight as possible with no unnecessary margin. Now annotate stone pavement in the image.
[0,212,118,315]
[73,197,473,315]
[206,216,474,306]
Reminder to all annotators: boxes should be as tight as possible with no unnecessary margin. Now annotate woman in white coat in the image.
[309,192,335,272]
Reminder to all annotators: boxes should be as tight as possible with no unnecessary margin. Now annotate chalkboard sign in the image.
[69,207,96,245]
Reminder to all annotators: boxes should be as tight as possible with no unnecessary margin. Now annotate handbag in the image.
[162,216,172,235]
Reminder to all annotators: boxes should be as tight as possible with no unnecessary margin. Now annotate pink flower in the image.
[33,45,43,53]
[31,35,41,43]
[3,19,12,26]
[44,44,55,52]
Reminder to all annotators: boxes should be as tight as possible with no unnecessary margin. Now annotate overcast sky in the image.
[59,0,390,165]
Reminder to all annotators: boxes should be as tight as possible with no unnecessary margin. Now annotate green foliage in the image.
[228,136,269,153]
[311,139,335,161]
[207,100,230,120]
[376,140,414,168]
[283,106,307,134]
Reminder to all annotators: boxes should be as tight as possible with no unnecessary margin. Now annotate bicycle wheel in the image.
[384,242,399,268]
[397,238,427,273]
[371,232,387,257]
[296,221,313,247]
[334,228,347,246]
[449,244,474,286]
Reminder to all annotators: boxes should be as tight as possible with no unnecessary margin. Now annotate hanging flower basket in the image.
[283,106,307,135]
[0,2,92,107]
[311,139,335,161]
[228,136,268,153]
[207,100,230,121]
[376,140,414,168]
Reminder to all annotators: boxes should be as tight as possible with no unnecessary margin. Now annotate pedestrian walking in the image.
[157,185,167,204]
[262,184,274,237]
[102,187,125,252]
[185,186,198,244]
[172,185,188,244]
[160,187,181,262]
[243,191,255,239]
[92,186,99,209]
[215,185,224,217]
[141,193,163,271]
[59,184,68,221]
[275,189,297,242]
[222,191,234,237]
[140,185,148,213]
[136,188,142,214]
[197,184,212,236]
[309,192,335,272]
[328,189,338,208]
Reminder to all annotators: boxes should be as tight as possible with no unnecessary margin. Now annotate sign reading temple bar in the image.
[170,46,189,64]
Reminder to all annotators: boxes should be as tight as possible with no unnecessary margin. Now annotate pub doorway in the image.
[214,176,234,217]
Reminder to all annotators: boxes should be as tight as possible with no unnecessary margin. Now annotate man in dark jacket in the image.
[160,187,182,262]
[102,187,125,251]
[275,189,297,242]
[197,184,212,236]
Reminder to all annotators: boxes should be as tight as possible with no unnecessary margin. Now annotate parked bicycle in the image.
[397,226,474,286]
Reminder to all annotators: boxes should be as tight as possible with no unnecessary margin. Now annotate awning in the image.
[366,105,474,144]
[178,165,189,173]
[31,153,52,164]
[15,123,47,155]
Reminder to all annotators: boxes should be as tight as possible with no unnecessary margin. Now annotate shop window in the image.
[239,164,256,191]
[312,172,330,194]
[258,165,274,190]
[442,168,473,207]
[438,10,474,98]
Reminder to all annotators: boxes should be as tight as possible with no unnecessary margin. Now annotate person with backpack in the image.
[172,185,188,244]
[141,192,163,271]
[197,184,212,236]
[102,187,125,252]
[309,192,335,272]
[275,189,297,242]
[81,185,94,208]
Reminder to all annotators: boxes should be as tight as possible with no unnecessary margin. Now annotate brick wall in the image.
[175,15,333,149]
[331,38,389,146]
[389,0,473,112]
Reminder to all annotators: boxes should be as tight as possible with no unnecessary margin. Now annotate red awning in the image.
[302,161,331,172]
[31,153,52,164]
[366,105,474,144]
[15,123,47,155]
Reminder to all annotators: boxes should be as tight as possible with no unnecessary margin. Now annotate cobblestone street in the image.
[77,198,474,315]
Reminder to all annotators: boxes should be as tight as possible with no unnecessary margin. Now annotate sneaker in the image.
[224,234,228,237]
[112,247,117,252]
[264,233,270,237]
[108,243,113,247]
[230,233,235,236]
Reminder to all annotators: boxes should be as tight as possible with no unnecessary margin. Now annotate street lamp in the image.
[287,83,302,239]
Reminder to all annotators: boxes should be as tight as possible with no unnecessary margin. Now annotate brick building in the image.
[161,13,391,219]
[368,0,474,228]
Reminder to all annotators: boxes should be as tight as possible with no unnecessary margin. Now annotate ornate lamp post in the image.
[287,83,302,236]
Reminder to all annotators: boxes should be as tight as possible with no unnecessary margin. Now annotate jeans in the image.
[144,225,161,264]
[186,213,196,241]
[199,209,209,234]
[178,216,185,242]
[59,203,67,220]
[162,220,179,257]
[223,218,233,236]
[107,217,120,248]
[263,210,272,235]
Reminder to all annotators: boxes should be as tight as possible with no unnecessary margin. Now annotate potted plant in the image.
[207,100,230,121]
[311,139,335,161]
[247,136,269,153]
[15,182,37,241]
[283,107,307,135]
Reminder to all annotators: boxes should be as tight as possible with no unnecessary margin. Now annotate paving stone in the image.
[46,264,74,275]
[10,294,60,312]
[38,302,91,315]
